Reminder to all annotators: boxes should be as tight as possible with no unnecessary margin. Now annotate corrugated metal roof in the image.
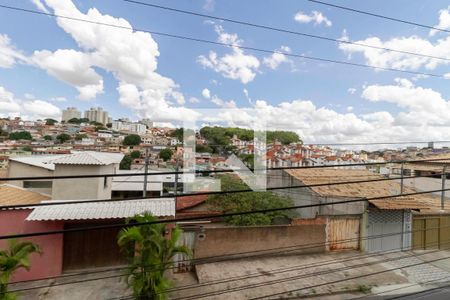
[286,168,436,210]
[50,152,124,165]
[26,198,175,221]
[0,184,51,207]
[9,155,66,170]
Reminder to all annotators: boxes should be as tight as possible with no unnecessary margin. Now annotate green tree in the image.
[120,155,132,170]
[74,133,88,141]
[43,135,52,141]
[208,175,296,226]
[117,213,190,300]
[21,146,32,152]
[8,131,32,140]
[56,133,71,143]
[123,134,142,146]
[130,150,141,159]
[67,118,81,124]
[266,131,301,144]
[45,118,57,126]
[159,149,173,161]
[195,144,213,153]
[0,239,41,300]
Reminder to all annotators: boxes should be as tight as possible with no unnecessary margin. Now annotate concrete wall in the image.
[0,209,63,282]
[193,224,326,259]
[52,164,116,200]
[267,169,320,218]
[7,161,54,195]
[267,170,365,218]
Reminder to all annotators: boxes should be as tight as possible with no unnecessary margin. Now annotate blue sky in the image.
[1,0,450,143]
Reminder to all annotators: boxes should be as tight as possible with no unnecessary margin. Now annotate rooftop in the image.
[286,168,436,210]
[26,198,175,221]
[0,184,51,207]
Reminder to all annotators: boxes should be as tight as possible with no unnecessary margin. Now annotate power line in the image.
[3,156,449,182]
[8,227,450,296]
[308,0,450,34]
[248,255,450,300]
[0,4,447,78]
[122,0,450,62]
[1,187,449,240]
[1,169,447,211]
[173,243,450,300]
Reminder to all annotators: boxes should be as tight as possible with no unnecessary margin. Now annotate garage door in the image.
[63,223,128,271]
[413,216,450,250]
[367,210,411,253]
[328,217,360,251]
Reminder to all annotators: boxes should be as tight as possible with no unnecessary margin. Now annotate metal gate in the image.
[413,215,450,250]
[174,230,196,272]
[367,210,411,253]
[328,217,360,250]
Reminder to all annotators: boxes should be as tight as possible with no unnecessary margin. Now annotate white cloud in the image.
[0,34,26,68]
[203,0,215,12]
[31,49,104,100]
[31,0,186,120]
[430,6,450,36]
[50,96,67,102]
[263,46,293,70]
[346,106,353,112]
[31,0,49,13]
[339,30,450,71]
[188,97,200,104]
[211,95,237,108]
[362,78,450,126]
[294,11,332,27]
[198,25,260,84]
[347,88,357,94]
[202,88,211,99]
[0,86,61,120]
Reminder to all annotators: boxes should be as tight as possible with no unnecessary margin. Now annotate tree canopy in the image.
[123,134,141,146]
[9,131,32,140]
[159,148,173,161]
[130,150,141,159]
[74,133,88,141]
[45,118,58,125]
[207,175,296,226]
[56,133,71,143]
[120,155,132,170]
[43,135,53,141]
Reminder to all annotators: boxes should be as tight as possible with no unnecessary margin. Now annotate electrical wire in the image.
[1,169,447,211]
[3,156,449,182]
[1,186,449,240]
[122,0,450,62]
[248,255,450,300]
[308,0,450,34]
[0,4,447,79]
[8,226,450,296]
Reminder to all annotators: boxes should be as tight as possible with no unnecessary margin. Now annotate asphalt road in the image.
[365,286,450,300]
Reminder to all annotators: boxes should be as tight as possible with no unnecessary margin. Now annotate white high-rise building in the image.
[140,118,153,128]
[62,107,81,122]
[84,107,109,125]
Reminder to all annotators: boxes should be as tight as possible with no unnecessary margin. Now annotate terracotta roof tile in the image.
[0,184,50,206]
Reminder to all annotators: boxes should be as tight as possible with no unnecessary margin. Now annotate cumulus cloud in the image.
[0,86,61,120]
[30,0,186,120]
[203,0,215,12]
[31,49,104,100]
[263,46,293,70]
[294,11,332,27]
[430,6,450,36]
[31,0,49,13]
[339,29,450,71]
[362,78,450,126]
[188,97,200,104]
[198,25,260,84]
[347,88,357,94]
[211,95,237,108]
[202,88,211,99]
[0,34,26,68]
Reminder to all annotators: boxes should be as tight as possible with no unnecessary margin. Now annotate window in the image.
[23,181,52,189]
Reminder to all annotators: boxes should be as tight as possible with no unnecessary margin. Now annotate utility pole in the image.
[400,162,404,195]
[143,147,150,197]
[174,154,180,204]
[441,166,447,210]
